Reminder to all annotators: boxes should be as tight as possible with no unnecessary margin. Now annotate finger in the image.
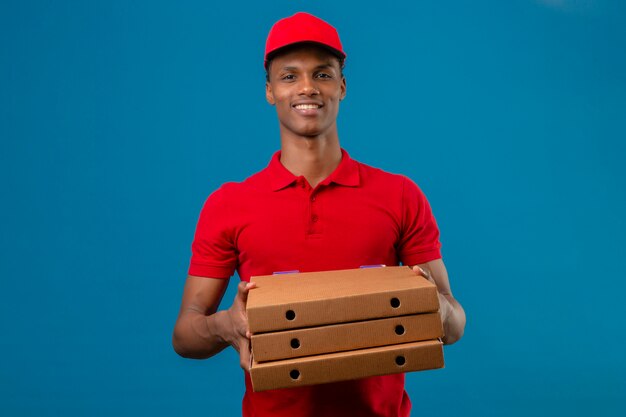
[239,337,251,371]
[411,265,425,277]
[234,323,249,338]
[412,265,432,281]
[243,319,251,339]
[235,318,252,340]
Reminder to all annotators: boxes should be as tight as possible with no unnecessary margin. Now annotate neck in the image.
[279,131,342,189]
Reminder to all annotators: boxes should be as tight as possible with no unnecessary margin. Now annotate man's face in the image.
[265,45,346,138]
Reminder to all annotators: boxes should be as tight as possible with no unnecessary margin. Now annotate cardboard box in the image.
[251,313,443,362]
[247,266,439,334]
[250,340,444,392]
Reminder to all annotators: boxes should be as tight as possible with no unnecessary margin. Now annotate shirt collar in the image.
[268,148,361,191]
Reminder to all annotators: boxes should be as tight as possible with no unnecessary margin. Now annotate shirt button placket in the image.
[309,190,320,234]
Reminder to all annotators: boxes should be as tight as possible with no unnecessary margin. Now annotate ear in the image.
[266,81,275,105]
[340,76,347,101]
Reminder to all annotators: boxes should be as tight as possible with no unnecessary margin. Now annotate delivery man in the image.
[173,12,465,417]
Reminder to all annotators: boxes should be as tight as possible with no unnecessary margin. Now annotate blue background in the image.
[1,0,625,416]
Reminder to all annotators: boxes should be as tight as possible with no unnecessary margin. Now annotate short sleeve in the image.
[397,176,442,266]
[188,187,238,278]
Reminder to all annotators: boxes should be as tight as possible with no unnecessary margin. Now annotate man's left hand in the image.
[410,261,466,345]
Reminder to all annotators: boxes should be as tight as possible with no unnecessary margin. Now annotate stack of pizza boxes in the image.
[246,266,444,391]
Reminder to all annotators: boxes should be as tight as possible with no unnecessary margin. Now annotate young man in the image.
[173,12,465,417]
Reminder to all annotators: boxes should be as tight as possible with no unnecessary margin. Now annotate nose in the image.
[299,76,319,96]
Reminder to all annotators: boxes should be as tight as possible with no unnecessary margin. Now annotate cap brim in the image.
[264,41,346,69]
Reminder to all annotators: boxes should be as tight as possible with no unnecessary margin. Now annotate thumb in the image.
[412,265,436,285]
[236,281,257,303]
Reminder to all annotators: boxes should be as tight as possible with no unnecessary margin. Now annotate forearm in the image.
[172,310,231,359]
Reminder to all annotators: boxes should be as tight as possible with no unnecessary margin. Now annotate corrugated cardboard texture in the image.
[250,340,444,392]
[252,313,443,362]
[247,266,439,333]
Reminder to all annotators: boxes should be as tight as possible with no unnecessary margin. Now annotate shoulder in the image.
[355,159,419,192]
[203,166,269,204]
[350,158,432,213]
[203,181,241,206]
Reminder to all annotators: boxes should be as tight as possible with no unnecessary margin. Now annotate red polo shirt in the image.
[189,149,442,417]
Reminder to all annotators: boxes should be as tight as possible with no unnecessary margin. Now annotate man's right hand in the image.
[223,281,257,370]
[173,275,257,368]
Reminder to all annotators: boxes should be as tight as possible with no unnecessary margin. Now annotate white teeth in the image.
[295,104,320,110]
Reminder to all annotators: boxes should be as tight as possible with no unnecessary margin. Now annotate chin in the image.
[284,125,323,138]
[297,122,335,137]
[299,129,323,137]
[280,119,334,138]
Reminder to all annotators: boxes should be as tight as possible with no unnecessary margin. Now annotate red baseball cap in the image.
[264,12,346,68]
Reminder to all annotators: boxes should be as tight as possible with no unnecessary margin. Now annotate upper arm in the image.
[398,177,442,266]
[176,275,230,319]
[189,188,239,279]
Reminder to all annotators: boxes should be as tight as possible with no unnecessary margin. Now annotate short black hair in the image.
[265,43,345,82]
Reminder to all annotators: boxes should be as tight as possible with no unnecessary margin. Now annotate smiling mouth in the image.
[294,104,322,110]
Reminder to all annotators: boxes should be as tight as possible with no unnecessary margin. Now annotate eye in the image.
[281,74,296,81]
[315,72,332,79]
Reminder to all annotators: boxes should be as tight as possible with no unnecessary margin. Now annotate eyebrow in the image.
[279,63,336,72]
